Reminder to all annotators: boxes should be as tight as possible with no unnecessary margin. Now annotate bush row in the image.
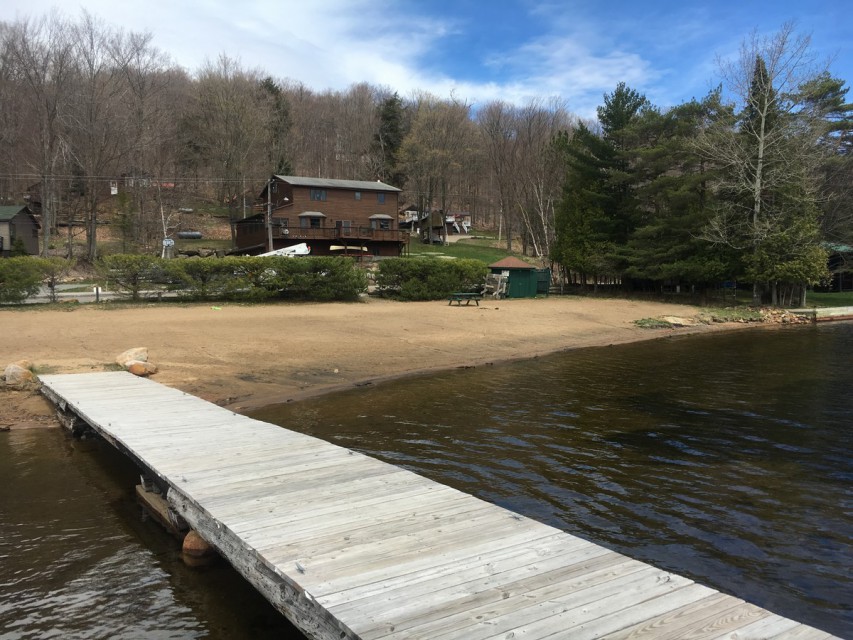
[1,255,491,304]
[98,255,368,302]
[374,258,488,300]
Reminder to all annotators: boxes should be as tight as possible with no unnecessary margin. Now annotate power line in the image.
[0,172,274,184]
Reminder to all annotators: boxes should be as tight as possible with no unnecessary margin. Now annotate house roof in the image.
[273,175,402,193]
[489,257,536,270]
[233,213,265,224]
[0,205,30,222]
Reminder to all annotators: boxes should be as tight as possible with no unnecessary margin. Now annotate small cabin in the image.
[0,205,40,257]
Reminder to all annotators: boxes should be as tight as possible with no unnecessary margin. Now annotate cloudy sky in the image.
[3,0,850,118]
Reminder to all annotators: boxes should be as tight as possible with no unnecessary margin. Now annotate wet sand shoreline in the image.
[1,296,752,428]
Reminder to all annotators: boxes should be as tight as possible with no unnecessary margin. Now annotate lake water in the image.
[0,429,301,639]
[252,322,853,638]
[2,322,851,638]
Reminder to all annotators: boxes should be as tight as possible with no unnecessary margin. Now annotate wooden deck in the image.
[39,372,837,640]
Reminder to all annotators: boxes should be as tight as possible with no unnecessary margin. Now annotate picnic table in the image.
[447,292,483,306]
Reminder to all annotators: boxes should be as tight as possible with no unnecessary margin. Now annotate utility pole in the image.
[266,177,274,252]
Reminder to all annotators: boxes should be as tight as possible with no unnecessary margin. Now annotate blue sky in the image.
[4,0,850,118]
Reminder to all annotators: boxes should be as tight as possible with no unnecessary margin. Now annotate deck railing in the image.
[272,227,407,242]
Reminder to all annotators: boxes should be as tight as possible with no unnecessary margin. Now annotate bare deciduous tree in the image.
[400,93,479,241]
[6,11,75,256]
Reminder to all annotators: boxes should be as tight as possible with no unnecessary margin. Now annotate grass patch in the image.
[407,237,522,265]
[32,364,60,375]
[807,291,853,307]
[699,307,764,323]
[634,317,673,329]
[59,285,98,293]
[174,238,232,252]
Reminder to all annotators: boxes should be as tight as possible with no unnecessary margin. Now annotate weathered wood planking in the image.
[39,372,837,640]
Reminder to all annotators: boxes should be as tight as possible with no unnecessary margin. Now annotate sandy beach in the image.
[1,296,742,428]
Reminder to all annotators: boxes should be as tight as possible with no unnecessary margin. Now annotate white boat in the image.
[258,243,311,257]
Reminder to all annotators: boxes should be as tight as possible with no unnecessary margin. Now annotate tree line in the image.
[1,12,850,303]
[554,24,852,304]
[0,9,572,263]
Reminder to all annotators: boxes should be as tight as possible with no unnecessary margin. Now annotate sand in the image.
[1,296,741,429]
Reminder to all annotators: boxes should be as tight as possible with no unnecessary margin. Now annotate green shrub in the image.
[166,257,240,301]
[10,237,28,257]
[97,254,160,301]
[38,257,75,303]
[0,256,44,303]
[227,256,285,301]
[279,257,367,301]
[376,258,488,300]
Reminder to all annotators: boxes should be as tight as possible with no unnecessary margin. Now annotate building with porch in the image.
[233,176,407,257]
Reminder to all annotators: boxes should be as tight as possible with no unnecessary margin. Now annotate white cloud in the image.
[2,0,848,121]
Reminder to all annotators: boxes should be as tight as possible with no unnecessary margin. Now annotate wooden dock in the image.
[40,372,837,640]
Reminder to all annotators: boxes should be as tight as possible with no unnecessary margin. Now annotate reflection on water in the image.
[0,429,303,639]
[253,322,853,638]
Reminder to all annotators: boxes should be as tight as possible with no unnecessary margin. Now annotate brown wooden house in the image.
[233,176,407,257]
[0,205,40,257]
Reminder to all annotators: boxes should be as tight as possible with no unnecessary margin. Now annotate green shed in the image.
[488,257,550,298]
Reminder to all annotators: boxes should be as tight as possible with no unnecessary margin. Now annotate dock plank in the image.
[39,372,839,640]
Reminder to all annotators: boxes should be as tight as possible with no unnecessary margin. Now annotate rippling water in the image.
[253,322,853,638]
[3,323,851,638]
[0,429,302,639]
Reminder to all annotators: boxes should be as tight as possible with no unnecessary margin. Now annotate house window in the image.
[354,192,361,201]
[301,217,322,229]
[377,193,386,204]
[310,189,327,201]
[370,218,391,230]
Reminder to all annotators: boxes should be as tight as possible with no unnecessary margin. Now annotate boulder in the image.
[5,363,36,387]
[660,316,698,327]
[126,360,157,377]
[116,347,149,367]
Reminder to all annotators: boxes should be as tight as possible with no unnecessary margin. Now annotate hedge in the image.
[375,258,488,300]
[97,254,367,302]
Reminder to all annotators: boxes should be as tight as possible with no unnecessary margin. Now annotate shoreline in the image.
[0,297,796,429]
[233,320,758,413]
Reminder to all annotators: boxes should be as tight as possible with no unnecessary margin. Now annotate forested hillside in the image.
[1,12,850,302]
